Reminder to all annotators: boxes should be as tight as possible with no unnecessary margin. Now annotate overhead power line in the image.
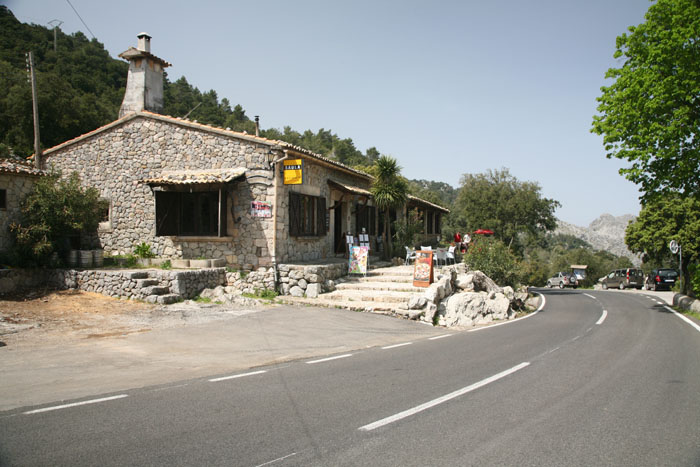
[65,0,96,39]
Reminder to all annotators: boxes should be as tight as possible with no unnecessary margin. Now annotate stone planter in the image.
[172,259,190,268]
[150,258,166,267]
[137,258,151,267]
[211,258,226,267]
[189,259,211,268]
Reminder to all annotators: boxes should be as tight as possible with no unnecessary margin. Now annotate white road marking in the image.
[209,370,267,382]
[536,293,546,311]
[306,354,353,364]
[583,293,596,299]
[428,334,453,340]
[24,394,128,415]
[358,362,530,431]
[255,452,298,466]
[382,342,412,350]
[664,306,700,333]
[596,309,608,325]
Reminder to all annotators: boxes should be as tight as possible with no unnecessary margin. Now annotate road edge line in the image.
[664,305,700,333]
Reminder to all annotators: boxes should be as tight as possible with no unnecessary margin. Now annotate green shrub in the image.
[160,260,172,270]
[464,236,521,287]
[134,242,155,258]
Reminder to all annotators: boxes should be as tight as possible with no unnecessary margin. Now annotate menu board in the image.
[413,250,434,287]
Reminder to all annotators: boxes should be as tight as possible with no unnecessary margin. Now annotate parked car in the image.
[601,268,644,290]
[644,268,678,291]
[546,271,578,289]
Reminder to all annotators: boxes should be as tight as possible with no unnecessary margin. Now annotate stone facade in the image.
[43,112,374,272]
[0,162,44,254]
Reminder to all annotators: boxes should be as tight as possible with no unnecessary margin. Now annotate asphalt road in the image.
[1,290,699,466]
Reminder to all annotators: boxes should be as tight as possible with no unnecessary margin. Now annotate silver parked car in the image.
[546,271,578,289]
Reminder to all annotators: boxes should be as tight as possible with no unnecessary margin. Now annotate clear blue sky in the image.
[5,0,652,226]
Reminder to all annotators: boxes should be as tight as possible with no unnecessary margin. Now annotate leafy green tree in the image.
[591,0,700,202]
[10,171,105,265]
[452,168,560,255]
[464,236,522,287]
[625,195,700,295]
[371,156,408,259]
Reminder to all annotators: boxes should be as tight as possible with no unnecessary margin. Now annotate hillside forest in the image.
[0,6,641,288]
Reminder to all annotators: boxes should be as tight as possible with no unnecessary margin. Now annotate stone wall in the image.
[277,261,347,297]
[0,173,38,253]
[0,267,225,301]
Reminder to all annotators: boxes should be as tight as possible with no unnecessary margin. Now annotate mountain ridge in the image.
[556,213,641,265]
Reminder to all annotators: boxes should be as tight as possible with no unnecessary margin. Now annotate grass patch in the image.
[192,295,212,303]
[673,305,700,321]
[242,288,279,303]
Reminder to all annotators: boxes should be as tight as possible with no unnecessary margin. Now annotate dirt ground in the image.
[0,290,266,348]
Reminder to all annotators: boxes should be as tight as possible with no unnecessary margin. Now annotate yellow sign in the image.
[283,159,302,185]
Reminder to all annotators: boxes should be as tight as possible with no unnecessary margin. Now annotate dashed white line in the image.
[24,394,128,415]
[358,362,530,431]
[428,334,453,340]
[382,342,412,350]
[583,293,596,299]
[254,452,298,466]
[596,309,608,325]
[306,354,353,364]
[209,370,267,382]
[664,306,700,333]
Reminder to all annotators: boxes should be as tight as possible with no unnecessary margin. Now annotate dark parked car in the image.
[546,272,578,289]
[644,268,678,291]
[601,268,644,290]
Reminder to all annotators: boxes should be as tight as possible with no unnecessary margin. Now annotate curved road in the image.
[1,290,699,466]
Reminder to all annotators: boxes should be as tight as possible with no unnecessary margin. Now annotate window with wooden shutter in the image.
[289,192,301,236]
[316,196,326,236]
[155,190,227,237]
[156,191,178,236]
[289,192,327,237]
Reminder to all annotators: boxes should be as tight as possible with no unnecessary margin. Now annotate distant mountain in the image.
[555,214,641,265]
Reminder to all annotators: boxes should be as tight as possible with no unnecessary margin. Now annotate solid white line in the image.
[536,293,546,311]
[24,395,128,415]
[468,292,544,333]
[596,309,608,325]
[382,342,412,350]
[209,370,267,382]
[254,452,298,467]
[428,334,453,340]
[664,306,700,333]
[358,362,530,431]
[306,354,353,364]
[583,293,596,299]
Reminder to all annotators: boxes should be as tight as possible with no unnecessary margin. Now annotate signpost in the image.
[669,240,682,291]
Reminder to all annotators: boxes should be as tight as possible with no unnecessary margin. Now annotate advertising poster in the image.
[283,159,303,185]
[348,246,369,275]
[250,201,272,218]
[413,250,434,287]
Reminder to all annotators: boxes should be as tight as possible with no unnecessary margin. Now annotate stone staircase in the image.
[130,271,180,304]
[281,264,425,314]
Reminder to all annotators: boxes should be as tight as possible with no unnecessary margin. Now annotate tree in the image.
[625,195,700,295]
[452,168,560,255]
[464,236,521,287]
[370,155,408,259]
[9,171,105,266]
[591,0,700,202]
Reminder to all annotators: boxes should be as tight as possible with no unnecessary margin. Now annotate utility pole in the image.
[26,51,42,169]
[47,20,63,52]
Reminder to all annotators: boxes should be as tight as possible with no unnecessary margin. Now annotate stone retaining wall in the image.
[277,262,346,297]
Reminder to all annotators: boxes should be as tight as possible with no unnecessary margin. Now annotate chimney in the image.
[254,116,260,137]
[136,32,151,52]
[118,33,171,118]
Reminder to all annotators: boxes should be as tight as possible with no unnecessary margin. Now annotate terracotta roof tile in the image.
[0,158,45,176]
[143,167,246,186]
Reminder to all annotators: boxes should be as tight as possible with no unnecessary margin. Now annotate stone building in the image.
[0,159,44,253]
[41,33,448,271]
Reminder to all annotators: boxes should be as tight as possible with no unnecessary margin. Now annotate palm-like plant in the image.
[371,155,408,259]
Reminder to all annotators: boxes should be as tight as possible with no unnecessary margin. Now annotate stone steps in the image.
[334,282,422,293]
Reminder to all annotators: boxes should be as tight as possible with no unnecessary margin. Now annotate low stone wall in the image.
[277,262,347,297]
[0,267,226,301]
[225,267,276,294]
[673,293,700,313]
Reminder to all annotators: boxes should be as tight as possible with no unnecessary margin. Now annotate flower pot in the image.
[78,250,93,268]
